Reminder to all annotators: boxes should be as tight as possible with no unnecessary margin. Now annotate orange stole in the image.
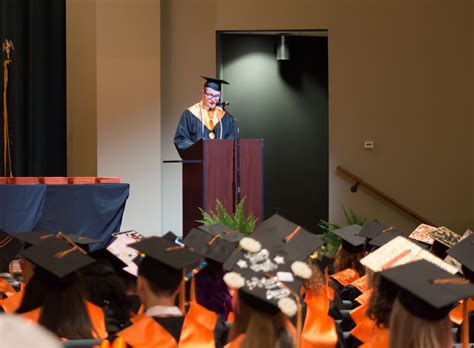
[349,302,369,326]
[354,289,372,306]
[21,301,107,339]
[360,326,389,348]
[116,301,217,348]
[350,275,368,293]
[187,102,225,131]
[297,291,338,348]
[350,316,376,343]
[450,298,474,325]
[0,289,23,313]
[0,278,15,297]
[331,268,360,287]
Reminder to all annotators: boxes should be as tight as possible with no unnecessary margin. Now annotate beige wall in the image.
[68,0,473,236]
[68,0,161,235]
[161,0,474,235]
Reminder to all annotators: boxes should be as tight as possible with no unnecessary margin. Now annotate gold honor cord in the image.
[2,39,14,177]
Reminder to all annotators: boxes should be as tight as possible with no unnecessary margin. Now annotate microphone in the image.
[216,101,230,108]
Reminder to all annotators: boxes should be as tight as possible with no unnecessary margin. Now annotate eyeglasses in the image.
[204,92,221,100]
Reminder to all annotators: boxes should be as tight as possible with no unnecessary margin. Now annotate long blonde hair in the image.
[389,298,453,348]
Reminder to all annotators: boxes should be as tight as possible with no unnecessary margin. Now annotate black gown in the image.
[173,107,237,151]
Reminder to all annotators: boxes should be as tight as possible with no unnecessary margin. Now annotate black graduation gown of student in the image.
[173,102,237,151]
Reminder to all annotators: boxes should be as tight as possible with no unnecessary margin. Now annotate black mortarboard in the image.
[0,230,23,272]
[201,76,229,92]
[15,231,99,251]
[428,227,461,259]
[332,225,366,253]
[88,248,128,273]
[250,214,325,262]
[358,220,390,240]
[183,226,243,264]
[162,231,181,243]
[380,260,474,321]
[369,228,403,248]
[447,234,474,281]
[129,236,201,270]
[21,237,95,278]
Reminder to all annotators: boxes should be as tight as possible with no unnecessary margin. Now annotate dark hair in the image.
[366,273,399,328]
[138,257,181,295]
[334,246,365,275]
[82,260,131,332]
[16,267,95,339]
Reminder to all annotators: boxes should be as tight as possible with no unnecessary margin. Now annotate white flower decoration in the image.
[223,272,245,289]
[239,237,262,253]
[278,297,298,317]
[291,261,312,279]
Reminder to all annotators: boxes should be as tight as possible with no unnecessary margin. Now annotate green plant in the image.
[198,197,257,235]
[318,206,367,258]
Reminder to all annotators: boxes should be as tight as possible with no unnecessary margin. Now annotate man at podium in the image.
[173,76,238,150]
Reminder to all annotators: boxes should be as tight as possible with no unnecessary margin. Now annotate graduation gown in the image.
[114,301,220,348]
[174,102,237,151]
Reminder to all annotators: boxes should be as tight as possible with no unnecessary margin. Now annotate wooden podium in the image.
[178,139,263,236]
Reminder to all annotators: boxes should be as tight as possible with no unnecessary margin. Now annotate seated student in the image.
[15,236,107,340]
[111,236,224,348]
[0,229,23,300]
[223,236,316,348]
[330,225,366,294]
[446,233,474,342]
[383,260,474,348]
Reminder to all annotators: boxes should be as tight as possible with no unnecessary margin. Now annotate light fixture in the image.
[276,35,290,61]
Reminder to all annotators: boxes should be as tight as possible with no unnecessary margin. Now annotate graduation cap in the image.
[201,76,229,92]
[0,230,23,272]
[183,225,243,264]
[224,237,310,318]
[447,234,474,281]
[15,231,99,251]
[106,233,144,276]
[428,226,461,259]
[408,224,436,246]
[360,236,458,274]
[250,214,325,263]
[88,248,128,273]
[332,224,366,253]
[21,236,95,278]
[358,220,390,240]
[129,236,202,271]
[368,228,403,248]
[380,260,474,321]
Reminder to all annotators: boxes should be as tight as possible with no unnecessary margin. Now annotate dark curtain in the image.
[0,0,66,176]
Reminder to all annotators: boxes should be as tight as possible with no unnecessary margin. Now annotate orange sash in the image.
[0,289,23,313]
[116,301,217,348]
[298,291,338,348]
[349,302,369,326]
[350,316,376,343]
[350,275,368,293]
[331,268,360,287]
[21,301,107,339]
[449,298,474,325]
[360,326,389,348]
[187,102,225,132]
[0,277,15,297]
[354,289,372,306]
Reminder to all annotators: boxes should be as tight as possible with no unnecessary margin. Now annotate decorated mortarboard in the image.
[129,236,202,271]
[408,224,436,245]
[15,231,99,250]
[332,224,366,253]
[428,226,461,259]
[368,228,403,248]
[447,233,474,280]
[0,230,23,272]
[20,236,95,278]
[223,236,312,318]
[201,76,229,92]
[358,220,390,240]
[250,214,325,263]
[360,236,458,274]
[184,225,243,264]
[380,260,474,321]
[107,230,145,276]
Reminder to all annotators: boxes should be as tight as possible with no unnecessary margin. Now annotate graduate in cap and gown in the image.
[174,76,237,151]
[110,235,225,348]
[16,235,107,339]
[0,229,22,300]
